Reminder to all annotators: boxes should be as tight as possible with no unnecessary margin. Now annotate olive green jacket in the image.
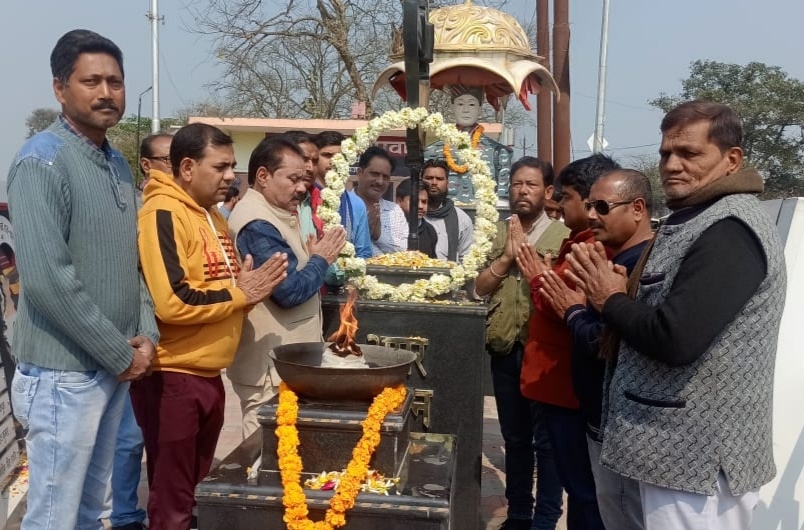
[485,219,569,356]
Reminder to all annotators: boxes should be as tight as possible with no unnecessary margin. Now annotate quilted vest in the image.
[601,193,786,495]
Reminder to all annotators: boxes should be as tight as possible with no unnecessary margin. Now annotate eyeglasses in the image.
[148,156,171,165]
[584,199,634,215]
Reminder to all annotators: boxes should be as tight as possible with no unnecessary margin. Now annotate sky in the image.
[1,0,803,175]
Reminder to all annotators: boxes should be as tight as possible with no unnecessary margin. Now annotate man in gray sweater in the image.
[7,30,158,530]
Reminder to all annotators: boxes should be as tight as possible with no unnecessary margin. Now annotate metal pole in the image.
[536,0,552,163]
[403,0,433,251]
[552,0,571,172]
[150,0,161,133]
[592,0,611,154]
[136,86,153,180]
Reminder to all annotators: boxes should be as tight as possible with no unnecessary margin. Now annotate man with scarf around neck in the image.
[516,154,620,530]
[538,168,655,530]
[423,159,474,262]
[475,157,568,530]
[566,101,786,530]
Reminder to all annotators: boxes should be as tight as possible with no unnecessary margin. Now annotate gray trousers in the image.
[587,434,644,530]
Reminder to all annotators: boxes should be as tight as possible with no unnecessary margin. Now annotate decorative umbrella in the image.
[372,0,558,111]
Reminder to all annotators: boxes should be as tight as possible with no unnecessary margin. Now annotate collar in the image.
[58,115,110,153]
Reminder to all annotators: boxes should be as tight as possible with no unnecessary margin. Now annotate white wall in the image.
[754,198,804,530]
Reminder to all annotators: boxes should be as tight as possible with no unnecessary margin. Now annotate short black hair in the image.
[395,178,427,201]
[140,133,173,159]
[284,130,316,146]
[555,154,620,200]
[248,135,304,186]
[358,145,395,172]
[170,124,233,177]
[423,159,449,177]
[314,130,346,149]
[510,156,555,187]
[224,185,240,202]
[601,168,654,215]
[51,29,124,83]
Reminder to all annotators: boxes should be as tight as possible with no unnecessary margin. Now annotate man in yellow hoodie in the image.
[135,123,288,530]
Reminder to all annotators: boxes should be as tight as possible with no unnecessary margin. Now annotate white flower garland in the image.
[319,107,499,302]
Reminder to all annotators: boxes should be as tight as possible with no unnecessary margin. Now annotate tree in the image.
[625,153,669,219]
[189,0,510,120]
[106,115,183,184]
[25,108,60,138]
[650,60,804,199]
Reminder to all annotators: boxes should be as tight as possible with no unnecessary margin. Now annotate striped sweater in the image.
[6,120,159,375]
[138,170,246,377]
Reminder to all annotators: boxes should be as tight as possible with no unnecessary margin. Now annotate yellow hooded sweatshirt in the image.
[138,169,247,377]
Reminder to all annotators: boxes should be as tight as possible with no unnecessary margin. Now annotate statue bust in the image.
[425,86,513,203]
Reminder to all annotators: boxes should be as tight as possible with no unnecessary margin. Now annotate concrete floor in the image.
[5,375,568,530]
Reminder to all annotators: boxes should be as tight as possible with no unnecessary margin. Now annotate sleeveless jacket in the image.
[227,188,322,387]
[601,194,786,495]
[485,219,569,356]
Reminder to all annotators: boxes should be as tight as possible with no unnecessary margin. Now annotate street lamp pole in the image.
[136,86,154,180]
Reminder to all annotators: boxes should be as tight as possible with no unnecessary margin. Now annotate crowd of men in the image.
[5,28,786,530]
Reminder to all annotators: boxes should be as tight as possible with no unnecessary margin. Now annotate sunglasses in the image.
[584,199,634,215]
[148,156,171,165]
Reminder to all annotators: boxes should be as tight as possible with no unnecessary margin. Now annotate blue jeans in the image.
[11,362,128,530]
[109,394,146,527]
[491,345,563,529]
[543,404,605,530]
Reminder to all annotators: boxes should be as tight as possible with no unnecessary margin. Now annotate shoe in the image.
[497,518,531,530]
[111,524,146,530]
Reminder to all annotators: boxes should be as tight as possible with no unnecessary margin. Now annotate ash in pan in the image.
[320,347,370,368]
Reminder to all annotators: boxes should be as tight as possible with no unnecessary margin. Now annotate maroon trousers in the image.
[130,371,225,530]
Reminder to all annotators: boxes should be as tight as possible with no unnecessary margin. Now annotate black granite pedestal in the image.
[259,391,415,481]
[196,430,456,530]
[322,296,487,530]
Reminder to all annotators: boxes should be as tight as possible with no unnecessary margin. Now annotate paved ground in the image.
[5,375,568,530]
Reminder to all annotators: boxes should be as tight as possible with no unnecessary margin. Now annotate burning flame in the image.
[328,286,363,357]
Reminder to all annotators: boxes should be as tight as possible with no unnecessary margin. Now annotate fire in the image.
[328,286,363,357]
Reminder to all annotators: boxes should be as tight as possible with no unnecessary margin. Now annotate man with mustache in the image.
[475,157,568,530]
[7,29,158,529]
[538,168,654,529]
[354,146,407,255]
[227,135,346,438]
[284,131,322,241]
[567,101,786,530]
[423,159,474,262]
[136,123,288,529]
[314,131,373,258]
[517,154,619,530]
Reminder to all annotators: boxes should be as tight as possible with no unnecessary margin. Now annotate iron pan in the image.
[270,342,415,402]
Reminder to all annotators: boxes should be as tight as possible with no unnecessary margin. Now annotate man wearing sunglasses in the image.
[566,101,785,530]
[516,153,620,530]
[539,168,655,529]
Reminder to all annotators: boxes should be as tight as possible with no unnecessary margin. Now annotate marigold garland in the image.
[275,382,408,530]
[443,125,484,174]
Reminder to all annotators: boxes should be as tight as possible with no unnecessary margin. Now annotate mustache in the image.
[91,102,120,112]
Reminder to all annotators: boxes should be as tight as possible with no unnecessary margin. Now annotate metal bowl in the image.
[270,342,416,401]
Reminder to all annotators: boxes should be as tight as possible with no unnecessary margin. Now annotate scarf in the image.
[428,197,459,261]
[599,167,764,361]
[310,185,324,238]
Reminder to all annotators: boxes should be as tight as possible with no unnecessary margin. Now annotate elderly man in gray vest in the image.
[565,100,786,530]
[227,136,346,438]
